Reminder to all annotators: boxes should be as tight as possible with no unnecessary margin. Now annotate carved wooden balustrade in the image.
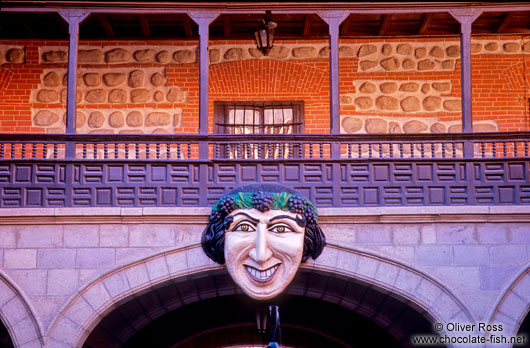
[0,132,529,208]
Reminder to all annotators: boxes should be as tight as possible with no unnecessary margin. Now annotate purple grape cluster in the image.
[218,196,235,215]
[288,195,306,214]
[210,210,222,223]
[304,206,318,225]
[252,191,273,212]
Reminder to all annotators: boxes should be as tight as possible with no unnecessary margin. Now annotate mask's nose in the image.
[248,222,273,264]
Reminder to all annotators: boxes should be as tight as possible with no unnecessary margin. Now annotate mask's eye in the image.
[269,224,293,234]
[233,223,255,232]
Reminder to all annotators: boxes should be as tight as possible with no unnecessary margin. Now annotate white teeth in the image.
[245,265,279,280]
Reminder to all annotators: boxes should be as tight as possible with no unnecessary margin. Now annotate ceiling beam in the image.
[97,13,115,38]
[419,13,433,35]
[379,15,391,35]
[303,14,312,37]
[340,16,351,36]
[224,15,231,37]
[497,12,515,33]
[139,15,150,37]
[183,15,193,37]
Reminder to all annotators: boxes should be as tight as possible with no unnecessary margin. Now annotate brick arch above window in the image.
[209,59,327,96]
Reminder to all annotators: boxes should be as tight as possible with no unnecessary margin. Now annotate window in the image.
[214,101,304,159]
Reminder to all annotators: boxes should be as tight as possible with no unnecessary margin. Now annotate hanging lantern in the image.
[254,11,277,56]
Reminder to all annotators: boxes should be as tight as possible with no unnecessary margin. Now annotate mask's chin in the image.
[244,263,281,284]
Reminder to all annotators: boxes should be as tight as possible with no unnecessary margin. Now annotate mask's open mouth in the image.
[244,264,280,283]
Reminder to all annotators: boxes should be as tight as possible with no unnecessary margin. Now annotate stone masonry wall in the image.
[0,36,529,133]
[0,208,528,343]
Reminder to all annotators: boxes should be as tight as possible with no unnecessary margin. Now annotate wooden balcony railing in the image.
[0,132,529,208]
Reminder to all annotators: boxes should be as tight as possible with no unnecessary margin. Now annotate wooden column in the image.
[58,10,89,138]
[318,11,348,136]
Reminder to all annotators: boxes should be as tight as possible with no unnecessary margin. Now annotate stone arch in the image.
[0,270,43,348]
[484,262,530,348]
[47,243,474,347]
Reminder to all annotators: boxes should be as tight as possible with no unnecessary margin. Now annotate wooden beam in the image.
[340,16,350,36]
[97,13,114,38]
[379,14,391,35]
[224,15,231,37]
[139,15,150,37]
[303,14,312,37]
[497,12,515,33]
[419,13,433,35]
[183,15,193,37]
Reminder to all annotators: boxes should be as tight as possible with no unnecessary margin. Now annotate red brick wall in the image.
[0,37,528,134]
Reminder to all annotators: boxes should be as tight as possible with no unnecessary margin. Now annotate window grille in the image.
[214,101,304,159]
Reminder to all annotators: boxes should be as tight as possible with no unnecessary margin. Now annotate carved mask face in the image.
[224,208,305,300]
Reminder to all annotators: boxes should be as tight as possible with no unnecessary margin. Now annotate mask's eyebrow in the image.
[269,215,298,223]
[232,212,259,224]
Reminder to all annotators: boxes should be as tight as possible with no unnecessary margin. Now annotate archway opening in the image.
[82,268,440,347]
[0,320,14,348]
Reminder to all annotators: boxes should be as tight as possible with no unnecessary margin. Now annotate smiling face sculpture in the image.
[201,184,325,300]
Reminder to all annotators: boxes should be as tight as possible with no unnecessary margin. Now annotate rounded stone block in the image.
[523,42,530,53]
[381,44,393,56]
[403,120,428,133]
[105,48,131,63]
[415,47,427,59]
[166,87,186,103]
[431,122,446,133]
[342,117,363,133]
[34,110,59,126]
[78,49,103,63]
[62,73,82,87]
[210,48,222,62]
[422,96,442,111]
[421,83,430,94]
[448,124,462,133]
[156,50,171,64]
[399,82,419,92]
[133,49,155,62]
[443,99,461,111]
[130,89,151,103]
[340,95,353,104]
[375,96,399,111]
[417,59,435,71]
[60,89,82,104]
[400,96,421,112]
[365,118,388,133]
[76,111,87,128]
[354,96,373,109]
[88,111,105,128]
[503,42,520,53]
[109,111,125,128]
[224,48,244,60]
[471,43,483,53]
[128,70,145,88]
[145,112,171,126]
[153,91,164,102]
[36,89,59,103]
[389,121,402,133]
[359,60,378,71]
[42,50,67,63]
[380,82,398,94]
[173,50,195,63]
[103,73,126,87]
[441,60,455,70]
[380,57,399,71]
[473,123,497,132]
[396,43,413,55]
[152,128,169,134]
[357,44,377,57]
[83,73,102,87]
[402,59,415,70]
[359,81,376,93]
[43,72,61,87]
[485,42,498,51]
[446,45,460,58]
[268,46,290,58]
[429,46,444,59]
[292,47,316,59]
[339,46,355,57]
[108,89,127,103]
[126,111,143,127]
[150,72,166,86]
[6,48,24,63]
[432,82,451,93]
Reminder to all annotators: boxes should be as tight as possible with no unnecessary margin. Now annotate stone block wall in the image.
[0,36,529,134]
